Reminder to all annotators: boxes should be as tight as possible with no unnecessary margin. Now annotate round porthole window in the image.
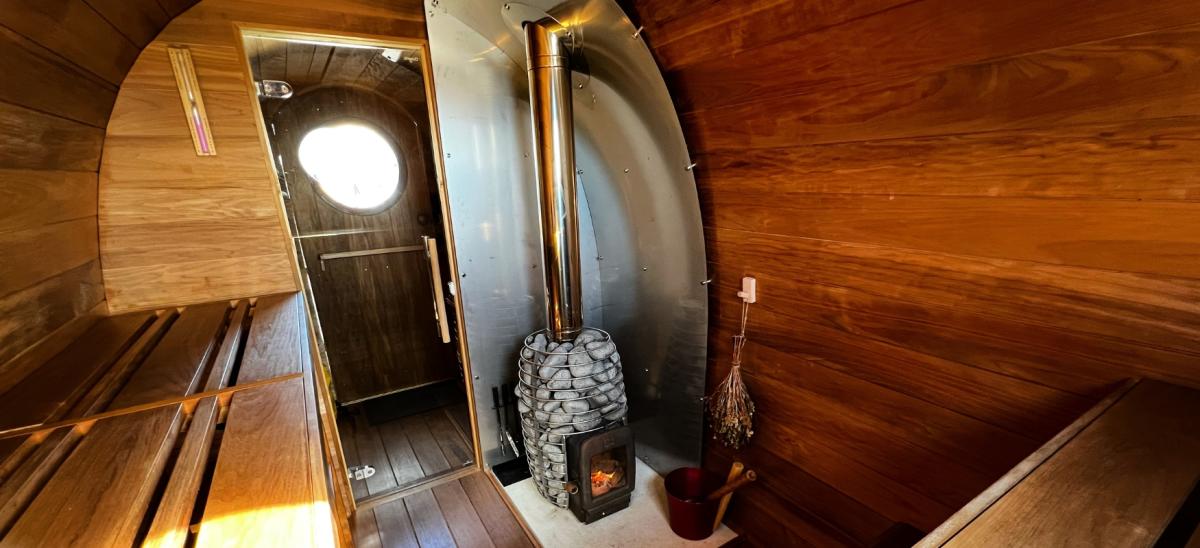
[297,121,403,213]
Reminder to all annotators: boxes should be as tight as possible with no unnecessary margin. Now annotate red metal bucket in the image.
[664,467,724,540]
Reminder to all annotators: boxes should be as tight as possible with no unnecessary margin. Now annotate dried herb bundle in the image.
[707,300,755,449]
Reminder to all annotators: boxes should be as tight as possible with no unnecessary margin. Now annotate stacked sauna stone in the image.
[515,328,627,507]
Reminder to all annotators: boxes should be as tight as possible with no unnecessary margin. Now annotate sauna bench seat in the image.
[918,379,1200,547]
[0,292,336,546]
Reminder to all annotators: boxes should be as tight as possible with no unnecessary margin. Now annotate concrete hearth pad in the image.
[504,458,738,547]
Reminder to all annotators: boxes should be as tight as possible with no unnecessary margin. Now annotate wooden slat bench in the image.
[0,293,338,547]
[918,379,1200,547]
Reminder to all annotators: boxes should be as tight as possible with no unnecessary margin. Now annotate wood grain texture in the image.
[623,0,1200,543]
[108,302,227,408]
[0,170,96,234]
[196,377,323,547]
[266,83,451,402]
[0,26,116,127]
[0,101,104,171]
[353,473,535,548]
[196,293,333,547]
[0,312,150,431]
[0,0,141,85]
[0,0,199,357]
[119,303,243,548]
[943,381,1200,546]
[916,380,1136,547]
[3,407,184,546]
[100,0,429,312]
[0,261,104,371]
[0,218,98,297]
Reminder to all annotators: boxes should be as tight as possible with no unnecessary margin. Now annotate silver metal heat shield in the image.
[424,0,708,475]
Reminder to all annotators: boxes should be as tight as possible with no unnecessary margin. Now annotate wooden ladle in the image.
[709,465,757,530]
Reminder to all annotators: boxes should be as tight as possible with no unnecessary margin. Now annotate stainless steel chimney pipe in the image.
[525,19,582,342]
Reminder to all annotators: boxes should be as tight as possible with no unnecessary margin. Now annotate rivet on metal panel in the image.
[632,26,644,39]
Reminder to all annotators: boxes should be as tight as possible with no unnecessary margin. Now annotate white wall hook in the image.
[737,276,757,304]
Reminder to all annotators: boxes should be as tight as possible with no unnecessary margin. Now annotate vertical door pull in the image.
[423,236,452,343]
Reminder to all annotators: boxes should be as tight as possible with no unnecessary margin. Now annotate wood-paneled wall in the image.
[99,0,426,312]
[0,0,197,374]
[624,0,1200,545]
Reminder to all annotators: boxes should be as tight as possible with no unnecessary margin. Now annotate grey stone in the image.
[553,390,579,401]
[547,425,573,443]
[533,410,549,422]
[610,351,621,364]
[569,361,597,379]
[567,351,591,365]
[572,376,597,390]
[605,386,622,401]
[517,400,531,413]
[585,340,616,360]
[574,410,602,431]
[541,400,561,412]
[588,388,610,406]
[547,369,573,390]
[542,352,567,367]
[562,399,590,413]
[603,405,627,421]
[548,412,571,425]
[599,402,620,414]
[547,452,565,463]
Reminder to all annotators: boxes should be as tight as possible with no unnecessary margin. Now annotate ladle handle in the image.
[712,462,745,531]
[705,470,757,501]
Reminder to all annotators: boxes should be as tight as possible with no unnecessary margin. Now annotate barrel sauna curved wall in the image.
[0,0,432,392]
[623,0,1200,545]
[0,1,198,378]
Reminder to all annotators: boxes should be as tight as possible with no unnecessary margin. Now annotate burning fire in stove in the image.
[590,458,625,497]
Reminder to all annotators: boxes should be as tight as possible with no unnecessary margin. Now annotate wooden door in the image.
[269,86,454,403]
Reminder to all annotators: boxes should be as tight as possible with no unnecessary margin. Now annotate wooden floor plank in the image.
[338,416,372,501]
[426,409,473,469]
[354,415,401,496]
[402,414,452,477]
[352,508,385,548]
[403,489,455,548]
[432,480,494,548]
[377,418,426,487]
[371,498,420,548]
[459,473,534,548]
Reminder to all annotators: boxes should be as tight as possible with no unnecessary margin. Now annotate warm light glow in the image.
[298,122,402,212]
[164,501,335,548]
[591,467,621,496]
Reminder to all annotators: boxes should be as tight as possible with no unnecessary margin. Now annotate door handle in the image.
[423,236,452,343]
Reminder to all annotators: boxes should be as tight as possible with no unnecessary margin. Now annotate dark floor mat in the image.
[359,380,466,426]
[492,457,532,486]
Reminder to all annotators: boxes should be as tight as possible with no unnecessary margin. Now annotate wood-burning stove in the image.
[566,423,635,523]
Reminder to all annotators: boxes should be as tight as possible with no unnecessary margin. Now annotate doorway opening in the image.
[242,31,477,503]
